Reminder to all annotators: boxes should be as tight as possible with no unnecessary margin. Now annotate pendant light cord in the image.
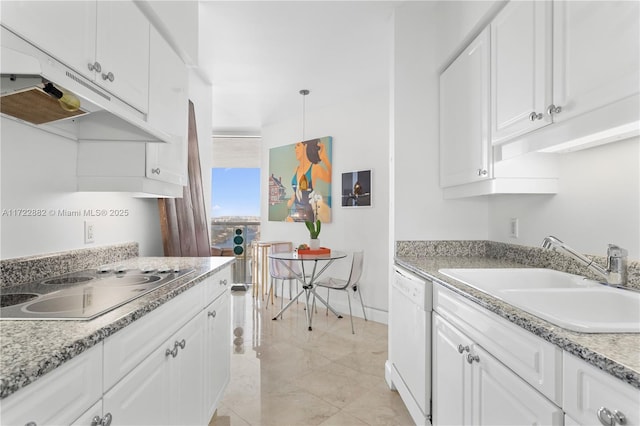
[299,89,309,141]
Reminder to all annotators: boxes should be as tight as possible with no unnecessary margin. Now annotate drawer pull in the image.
[597,407,626,426]
[165,346,178,358]
[466,353,480,364]
[175,339,186,349]
[529,111,543,121]
[101,413,113,426]
[87,61,102,72]
[457,344,470,354]
[547,104,562,116]
[101,71,115,82]
[90,413,112,426]
[220,279,228,285]
[208,310,217,318]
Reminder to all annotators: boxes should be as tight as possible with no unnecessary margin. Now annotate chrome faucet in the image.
[541,236,628,286]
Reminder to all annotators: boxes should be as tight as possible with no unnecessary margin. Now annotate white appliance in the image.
[386,266,433,425]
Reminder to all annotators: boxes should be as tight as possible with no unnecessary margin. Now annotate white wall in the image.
[393,2,489,242]
[0,118,163,259]
[489,138,640,259]
[259,89,390,321]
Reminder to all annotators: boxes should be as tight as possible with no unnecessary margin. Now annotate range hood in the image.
[0,27,172,144]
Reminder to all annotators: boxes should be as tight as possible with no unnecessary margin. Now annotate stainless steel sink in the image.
[439,268,640,333]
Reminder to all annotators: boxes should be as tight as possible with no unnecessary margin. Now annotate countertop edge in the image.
[395,257,640,390]
[0,257,235,399]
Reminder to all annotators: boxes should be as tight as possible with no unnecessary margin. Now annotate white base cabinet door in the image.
[564,353,640,426]
[203,290,231,421]
[170,312,205,425]
[433,313,472,425]
[433,313,563,426]
[0,344,103,426]
[471,344,563,425]
[103,340,172,425]
[103,312,204,425]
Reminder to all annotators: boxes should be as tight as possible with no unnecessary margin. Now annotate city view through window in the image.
[211,168,260,283]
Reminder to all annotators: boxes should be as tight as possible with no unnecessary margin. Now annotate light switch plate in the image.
[509,218,519,238]
[84,221,95,244]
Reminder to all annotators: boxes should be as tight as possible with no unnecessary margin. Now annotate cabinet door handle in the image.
[101,413,113,426]
[175,339,186,349]
[25,422,37,426]
[529,111,543,121]
[101,71,115,82]
[477,168,488,177]
[466,353,480,364]
[208,310,217,318]
[457,344,470,354]
[547,104,562,116]
[151,168,161,175]
[165,346,179,358]
[87,61,102,72]
[91,416,102,426]
[597,407,626,426]
[220,279,228,285]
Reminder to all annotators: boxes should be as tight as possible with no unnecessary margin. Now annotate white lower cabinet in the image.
[1,344,103,426]
[431,282,640,426]
[564,352,640,426]
[204,289,232,421]
[1,264,233,426]
[432,313,562,425]
[103,311,203,425]
[432,313,472,425]
[471,343,563,425]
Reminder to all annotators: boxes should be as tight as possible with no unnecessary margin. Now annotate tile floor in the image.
[209,287,414,426]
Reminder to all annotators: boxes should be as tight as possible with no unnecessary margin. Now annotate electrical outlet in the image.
[84,221,95,244]
[509,218,519,238]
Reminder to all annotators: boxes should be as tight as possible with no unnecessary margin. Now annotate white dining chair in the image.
[267,242,299,316]
[314,251,366,334]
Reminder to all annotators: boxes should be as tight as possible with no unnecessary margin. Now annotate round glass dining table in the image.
[267,250,347,330]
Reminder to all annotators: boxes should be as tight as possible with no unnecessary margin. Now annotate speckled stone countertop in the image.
[395,240,640,390]
[0,255,235,399]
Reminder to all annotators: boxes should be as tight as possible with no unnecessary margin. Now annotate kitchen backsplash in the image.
[0,242,139,288]
[396,240,640,291]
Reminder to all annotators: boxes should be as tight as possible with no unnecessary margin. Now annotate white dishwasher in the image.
[386,265,433,425]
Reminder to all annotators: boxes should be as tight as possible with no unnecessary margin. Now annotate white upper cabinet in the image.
[440,28,491,188]
[491,1,552,144]
[552,1,640,123]
[1,0,149,113]
[0,1,97,76]
[94,1,150,113]
[146,26,189,186]
[491,0,639,152]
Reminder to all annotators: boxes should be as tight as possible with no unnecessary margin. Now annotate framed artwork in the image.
[342,169,371,207]
[268,136,333,222]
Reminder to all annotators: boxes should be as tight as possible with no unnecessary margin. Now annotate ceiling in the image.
[199,1,397,136]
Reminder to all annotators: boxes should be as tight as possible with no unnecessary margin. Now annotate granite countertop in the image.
[395,255,640,390]
[0,256,235,399]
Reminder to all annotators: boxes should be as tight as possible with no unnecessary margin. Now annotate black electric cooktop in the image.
[0,267,195,320]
